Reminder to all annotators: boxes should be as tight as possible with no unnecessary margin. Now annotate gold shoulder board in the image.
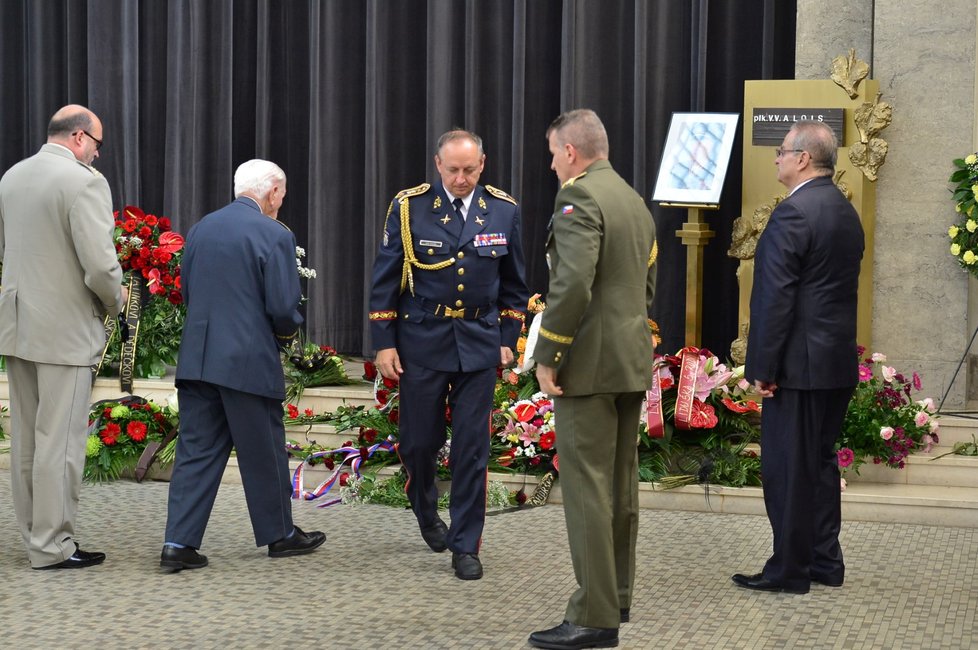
[561,171,588,189]
[647,240,658,267]
[485,185,517,205]
[274,219,293,232]
[394,182,431,202]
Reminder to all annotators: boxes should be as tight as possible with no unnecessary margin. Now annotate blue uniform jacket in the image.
[369,182,529,372]
[175,198,302,399]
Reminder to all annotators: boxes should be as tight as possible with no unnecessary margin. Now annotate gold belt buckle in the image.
[444,306,465,319]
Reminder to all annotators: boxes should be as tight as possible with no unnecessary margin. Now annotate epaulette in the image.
[76,160,102,177]
[485,185,517,205]
[273,219,293,232]
[648,240,658,267]
[561,171,588,189]
[394,183,431,202]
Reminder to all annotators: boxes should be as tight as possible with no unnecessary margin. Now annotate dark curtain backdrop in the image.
[0,0,795,358]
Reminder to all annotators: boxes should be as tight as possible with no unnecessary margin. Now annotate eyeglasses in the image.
[775,147,805,158]
[73,130,103,151]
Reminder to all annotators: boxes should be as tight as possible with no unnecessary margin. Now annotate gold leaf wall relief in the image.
[830,48,870,99]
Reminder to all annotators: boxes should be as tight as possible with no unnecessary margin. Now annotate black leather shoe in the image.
[811,573,844,587]
[619,608,629,623]
[160,545,208,572]
[420,517,448,553]
[268,526,326,557]
[528,621,619,649]
[451,552,483,580]
[34,544,105,570]
[731,572,809,594]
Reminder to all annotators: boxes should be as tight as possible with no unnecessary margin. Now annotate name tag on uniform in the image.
[474,233,507,247]
[418,240,443,248]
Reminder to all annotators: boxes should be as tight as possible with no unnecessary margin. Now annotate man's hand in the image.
[753,379,778,398]
[376,347,403,380]
[536,363,563,396]
[500,346,514,368]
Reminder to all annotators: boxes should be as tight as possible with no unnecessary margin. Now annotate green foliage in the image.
[283,338,357,404]
[947,154,978,274]
[100,298,186,378]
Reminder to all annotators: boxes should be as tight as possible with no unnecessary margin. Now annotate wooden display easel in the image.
[662,202,719,346]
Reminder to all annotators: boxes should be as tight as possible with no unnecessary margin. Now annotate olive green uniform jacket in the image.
[535,159,657,395]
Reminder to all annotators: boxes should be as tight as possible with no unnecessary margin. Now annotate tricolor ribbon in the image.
[673,347,702,431]
[290,435,397,508]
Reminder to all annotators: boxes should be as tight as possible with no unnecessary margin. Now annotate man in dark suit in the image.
[159,159,325,572]
[529,109,657,650]
[733,120,864,594]
[369,129,529,580]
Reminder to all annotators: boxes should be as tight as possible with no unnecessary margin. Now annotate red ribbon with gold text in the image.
[646,361,665,438]
[673,347,702,430]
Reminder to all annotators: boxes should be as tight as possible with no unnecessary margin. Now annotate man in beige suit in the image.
[0,104,124,569]
[529,109,656,650]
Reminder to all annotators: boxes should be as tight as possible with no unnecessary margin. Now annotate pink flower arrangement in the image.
[838,346,940,473]
[491,392,557,472]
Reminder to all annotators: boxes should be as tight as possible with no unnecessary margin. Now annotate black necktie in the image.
[452,197,464,222]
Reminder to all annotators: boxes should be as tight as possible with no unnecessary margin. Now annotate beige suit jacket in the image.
[0,143,123,367]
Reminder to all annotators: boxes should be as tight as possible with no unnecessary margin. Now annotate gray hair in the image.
[789,120,837,174]
[233,159,286,198]
[436,129,484,156]
[546,108,609,159]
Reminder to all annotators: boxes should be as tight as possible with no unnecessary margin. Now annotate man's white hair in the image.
[233,159,286,198]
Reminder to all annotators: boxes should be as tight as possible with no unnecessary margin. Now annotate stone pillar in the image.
[795,0,977,408]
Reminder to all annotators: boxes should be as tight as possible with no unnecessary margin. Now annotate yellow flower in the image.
[967,154,978,166]
[956,204,963,213]
[949,225,960,238]
[951,243,961,256]
[967,220,977,233]
[964,250,977,265]
[507,434,519,444]
[972,184,978,195]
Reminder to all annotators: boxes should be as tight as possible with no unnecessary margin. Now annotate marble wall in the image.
[796,0,977,407]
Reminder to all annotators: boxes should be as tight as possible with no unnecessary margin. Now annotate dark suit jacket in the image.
[746,175,864,390]
[368,182,529,372]
[175,197,302,399]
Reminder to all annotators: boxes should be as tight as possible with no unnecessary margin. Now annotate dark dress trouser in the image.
[397,359,496,555]
[760,385,855,590]
[165,380,294,548]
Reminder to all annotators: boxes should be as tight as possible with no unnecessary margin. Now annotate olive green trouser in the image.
[554,391,643,629]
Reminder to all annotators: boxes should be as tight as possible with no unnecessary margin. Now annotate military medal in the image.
[475,215,485,225]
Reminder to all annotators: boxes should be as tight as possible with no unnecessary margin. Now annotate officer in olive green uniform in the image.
[529,110,657,650]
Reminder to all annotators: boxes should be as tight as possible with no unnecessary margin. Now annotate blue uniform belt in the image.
[416,296,492,320]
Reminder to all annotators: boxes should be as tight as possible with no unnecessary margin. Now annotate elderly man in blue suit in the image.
[160,159,325,572]
[369,129,529,580]
[733,120,864,594]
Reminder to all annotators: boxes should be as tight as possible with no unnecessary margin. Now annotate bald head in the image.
[47,104,103,165]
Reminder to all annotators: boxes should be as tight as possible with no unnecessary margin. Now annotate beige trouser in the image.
[6,356,92,567]
[554,391,643,629]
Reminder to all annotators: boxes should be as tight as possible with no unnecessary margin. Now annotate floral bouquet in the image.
[837,347,940,473]
[491,392,557,474]
[947,153,978,275]
[639,347,762,488]
[85,396,178,482]
[283,338,358,404]
[101,206,186,378]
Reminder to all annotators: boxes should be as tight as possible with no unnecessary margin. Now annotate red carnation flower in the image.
[339,472,350,487]
[382,377,398,389]
[286,404,299,418]
[167,290,183,305]
[387,408,399,424]
[138,226,152,239]
[539,431,556,450]
[127,420,148,442]
[158,217,172,231]
[362,428,378,444]
[303,408,314,417]
[124,219,137,233]
[144,215,158,226]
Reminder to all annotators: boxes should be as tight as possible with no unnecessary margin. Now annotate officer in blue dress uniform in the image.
[369,129,529,580]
